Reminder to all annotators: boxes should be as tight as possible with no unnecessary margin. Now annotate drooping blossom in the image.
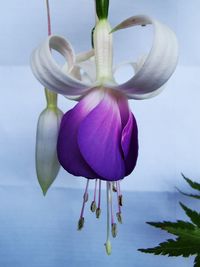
[31,0,178,254]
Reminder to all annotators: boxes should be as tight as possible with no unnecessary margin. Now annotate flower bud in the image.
[36,107,63,195]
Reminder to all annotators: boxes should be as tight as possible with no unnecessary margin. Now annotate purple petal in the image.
[117,95,129,128]
[57,90,103,178]
[118,96,138,176]
[122,113,138,176]
[78,92,125,181]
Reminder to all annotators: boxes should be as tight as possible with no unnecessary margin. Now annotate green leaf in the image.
[180,202,200,228]
[148,220,200,243]
[182,173,200,192]
[140,217,200,259]
[139,238,199,257]
[194,254,200,267]
[139,175,200,266]
[176,187,200,200]
[147,220,195,231]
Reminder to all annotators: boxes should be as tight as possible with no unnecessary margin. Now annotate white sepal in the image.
[113,56,165,100]
[31,35,92,97]
[36,107,63,195]
[110,15,178,98]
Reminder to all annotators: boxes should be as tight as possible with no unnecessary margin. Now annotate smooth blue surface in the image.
[0,187,194,267]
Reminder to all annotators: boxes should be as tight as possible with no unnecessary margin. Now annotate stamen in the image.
[78,179,90,230]
[112,182,117,192]
[110,182,117,238]
[116,181,122,224]
[90,179,97,212]
[96,179,101,218]
[105,181,112,255]
[117,181,123,206]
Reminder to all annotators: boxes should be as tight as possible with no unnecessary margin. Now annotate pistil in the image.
[105,182,112,255]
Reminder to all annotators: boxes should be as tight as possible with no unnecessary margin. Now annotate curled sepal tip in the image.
[95,0,109,20]
[105,240,112,255]
[36,107,63,195]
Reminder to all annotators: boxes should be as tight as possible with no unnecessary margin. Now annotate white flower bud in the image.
[36,107,63,195]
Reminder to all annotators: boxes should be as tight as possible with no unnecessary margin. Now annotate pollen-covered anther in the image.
[90,179,98,212]
[78,217,84,230]
[112,223,117,238]
[116,212,122,224]
[96,208,101,218]
[112,182,117,192]
[90,201,96,212]
[78,179,89,231]
[118,195,123,206]
[96,179,102,218]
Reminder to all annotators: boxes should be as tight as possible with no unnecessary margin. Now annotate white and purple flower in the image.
[31,1,178,254]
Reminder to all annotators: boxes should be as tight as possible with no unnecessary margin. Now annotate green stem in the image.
[95,0,109,20]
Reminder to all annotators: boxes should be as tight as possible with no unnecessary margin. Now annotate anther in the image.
[96,207,101,218]
[90,179,97,212]
[90,201,96,212]
[116,212,122,224]
[116,181,123,224]
[96,179,102,218]
[112,182,117,192]
[78,179,89,231]
[112,223,117,238]
[118,195,123,206]
[117,181,123,206]
[78,217,84,230]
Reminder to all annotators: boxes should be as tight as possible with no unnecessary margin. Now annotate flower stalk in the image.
[93,19,113,84]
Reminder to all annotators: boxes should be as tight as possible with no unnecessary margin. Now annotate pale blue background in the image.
[0,0,200,266]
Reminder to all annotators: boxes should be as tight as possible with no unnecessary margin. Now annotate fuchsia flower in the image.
[31,1,178,255]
